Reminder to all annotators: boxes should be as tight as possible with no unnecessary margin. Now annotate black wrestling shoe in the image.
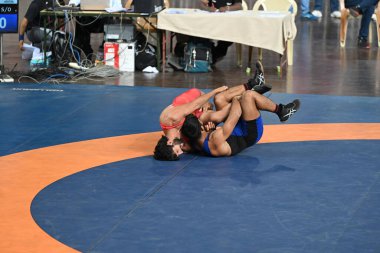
[253,82,272,95]
[277,99,301,122]
[246,61,272,94]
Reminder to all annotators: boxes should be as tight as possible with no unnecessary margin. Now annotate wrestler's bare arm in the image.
[219,97,242,141]
[177,86,228,118]
[208,98,242,156]
[200,103,231,124]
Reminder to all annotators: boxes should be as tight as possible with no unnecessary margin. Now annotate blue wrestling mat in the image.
[1,83,379,253]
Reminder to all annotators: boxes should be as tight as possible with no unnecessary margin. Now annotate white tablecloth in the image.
[157,8,297,55]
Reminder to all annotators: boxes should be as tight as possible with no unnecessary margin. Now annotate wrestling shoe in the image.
[246,61,272,94]
[277,99,301,122]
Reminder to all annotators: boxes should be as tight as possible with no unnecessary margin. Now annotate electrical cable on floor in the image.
[8,65,121,85]
[68,65,121,83]
[7,11,153,84]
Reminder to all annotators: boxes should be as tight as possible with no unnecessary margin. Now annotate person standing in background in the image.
[344,0,379,48]
[18,0,65,51]
[300,0,320,20]
[199,0,243,64]
[312,0,342,18]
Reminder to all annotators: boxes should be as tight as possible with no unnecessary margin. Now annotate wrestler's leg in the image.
[214,61,271,110]
[241,90,276,121]
[214,85,246,110]
[240,90,300,122]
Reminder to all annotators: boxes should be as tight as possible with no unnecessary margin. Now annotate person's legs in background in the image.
[312,0,341,18]
[357,0,379,9]
[212,41,233,64]
[330,0,342,18]
[358,4,376,47]
[345,0,377,47]
[74,17,105,60]
[348,0,379,16]
[345,0,360,10]
[26,27,52,50]
[312,0,323,17]
[301,0,319,20]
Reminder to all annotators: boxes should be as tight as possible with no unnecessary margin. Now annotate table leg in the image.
[155,29,161,71]
[162,30,166,72]
[43,17,47,66]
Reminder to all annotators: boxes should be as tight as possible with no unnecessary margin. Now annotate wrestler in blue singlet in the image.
[202,116,263,156]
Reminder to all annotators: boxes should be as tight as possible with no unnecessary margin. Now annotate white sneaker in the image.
[372,13,377,21]
[312,10,322,18]
[330,11,341,18]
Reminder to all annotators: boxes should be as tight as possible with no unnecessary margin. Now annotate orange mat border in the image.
[1,123,380,253]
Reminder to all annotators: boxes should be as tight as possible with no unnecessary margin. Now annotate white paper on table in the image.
[68,0,80,6]
[105,7,128,12]
[166,9,188,14]
[110,0,122,8]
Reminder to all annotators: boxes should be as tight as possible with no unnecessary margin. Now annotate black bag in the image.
[183,42,212,73]
[135,43,157,71]
[51,31,71,65]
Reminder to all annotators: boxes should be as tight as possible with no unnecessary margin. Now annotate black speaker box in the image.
[134,0,164,14]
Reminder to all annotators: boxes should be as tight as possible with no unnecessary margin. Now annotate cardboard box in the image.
[104,42,135,72]
[104,42,119,68]
[118,42,135,72]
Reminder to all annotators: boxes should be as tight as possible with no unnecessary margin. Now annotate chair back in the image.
[242,0,248,10]
[253,0,298,16]
[338,0,345,9]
